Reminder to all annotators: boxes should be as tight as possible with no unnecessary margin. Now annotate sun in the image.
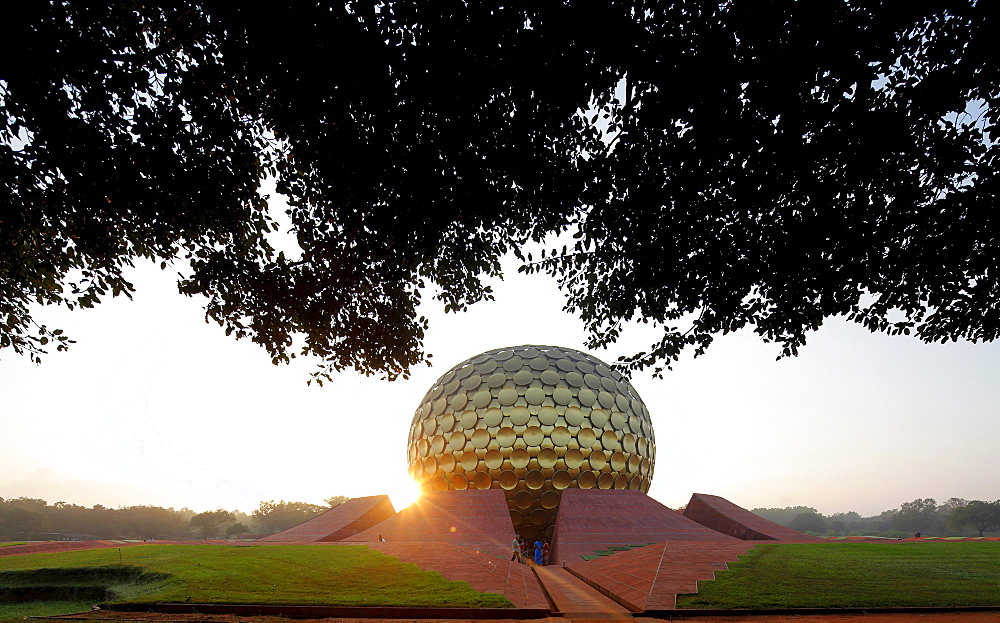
[387,476,422,511]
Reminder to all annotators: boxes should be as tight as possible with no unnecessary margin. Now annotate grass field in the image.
[677,542,1000,609]
[0,543,511,622]
[0,600,95,623]
[0,564,167,623]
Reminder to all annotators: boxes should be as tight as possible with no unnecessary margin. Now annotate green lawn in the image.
[0,543,25,548]
[677,542,1000,609]
[0,600,95,623]
[0,543,510,622]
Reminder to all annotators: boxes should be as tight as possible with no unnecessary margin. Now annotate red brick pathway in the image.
[534,565,633,620]
[0,540,132,557]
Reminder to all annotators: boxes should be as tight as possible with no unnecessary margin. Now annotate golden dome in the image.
[407,345,656,540]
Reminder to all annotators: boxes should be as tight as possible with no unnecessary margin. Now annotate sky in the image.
[2,201,998,518]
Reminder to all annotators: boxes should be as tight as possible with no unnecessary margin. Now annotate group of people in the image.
[511,534,549,565]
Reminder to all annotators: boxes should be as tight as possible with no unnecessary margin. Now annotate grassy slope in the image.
[0,544,511,608]
[0,601,94,623]
[678,542,1000,608]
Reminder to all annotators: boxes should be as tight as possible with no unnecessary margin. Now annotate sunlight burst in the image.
[387,476,422,511]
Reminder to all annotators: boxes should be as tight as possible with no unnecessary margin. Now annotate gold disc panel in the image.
[407,345,656,540]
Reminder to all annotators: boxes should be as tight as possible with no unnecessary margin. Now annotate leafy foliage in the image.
[2,3,272,366]
[224,522,249,538]
[189,509,235,539]
[523,1,999,374]
[0,507,50,538]
[3,1,997,378]
[893,497,942,534]
[789,511,827,534]
[324,496,351,508]
[0,497,192,540]
[750,506,820,527]
[948,500,1000,537]
[251,500,326,535]
[753,498,997,538]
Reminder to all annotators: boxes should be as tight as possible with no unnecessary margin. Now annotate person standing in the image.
[511,535,521,562]
[534,538,544,565]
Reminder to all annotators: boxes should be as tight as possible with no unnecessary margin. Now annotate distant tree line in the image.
[6,495,994,541]
[753,498,1000,538]
[0,496,350,541]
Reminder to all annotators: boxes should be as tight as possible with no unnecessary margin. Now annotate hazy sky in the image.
[2,201,998,517]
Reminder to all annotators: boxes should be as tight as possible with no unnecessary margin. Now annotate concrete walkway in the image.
[534,566,633,620]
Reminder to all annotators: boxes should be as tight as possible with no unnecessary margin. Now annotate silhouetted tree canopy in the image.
[252,500,326,535]
[948,500,1000,537]
[3,1,996,379]
[189,508,235,539]
[225,521,250,537]
[0,497,193,540]
[789,511,827,534]
[893,498,942,534]
[324,496,352,508]
[750,505,821,527]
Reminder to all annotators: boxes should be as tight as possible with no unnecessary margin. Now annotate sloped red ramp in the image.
[257,495,396,542]
[682,492,824,542]
[565,539,754,611]
[549,489,740,565]
[343,489,515,557]
[366,541,549,609]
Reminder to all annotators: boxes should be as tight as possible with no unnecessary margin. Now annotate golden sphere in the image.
[407,345,656,540]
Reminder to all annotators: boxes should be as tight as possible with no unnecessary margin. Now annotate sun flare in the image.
[387,476,422,511]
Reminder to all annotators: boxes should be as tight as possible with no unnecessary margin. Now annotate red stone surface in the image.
[683,492,825,542]
[533,565,632,617]
[566,540,754,611]
[364,541,549,609]
[257,495,396,543]
[343,489,515,557]
[0,540,263,558]
[549,489,740,565]
[0,540,135,557]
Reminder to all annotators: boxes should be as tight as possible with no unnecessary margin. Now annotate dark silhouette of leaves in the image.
[2,2,996,379]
